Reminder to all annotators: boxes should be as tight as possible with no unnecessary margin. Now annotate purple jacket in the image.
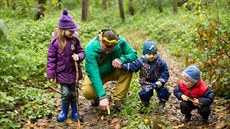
[46,34,85,84]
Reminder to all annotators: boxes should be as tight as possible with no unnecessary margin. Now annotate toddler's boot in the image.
[202,116,212,124]
[181,114,191,122]
[57,103,69,122]
[71,101,79,121]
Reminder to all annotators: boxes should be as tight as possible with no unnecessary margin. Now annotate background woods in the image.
[0,0,229,128]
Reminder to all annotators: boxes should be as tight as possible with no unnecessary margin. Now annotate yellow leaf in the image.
[69,123,75,126]
[66,119,73,124]
[144,119,149,124]
[173,123,185,129]
[101,115,104,120]
[213,19,218,26]
[214,99,218,104]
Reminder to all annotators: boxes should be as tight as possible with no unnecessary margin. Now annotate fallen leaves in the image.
[172,123,184,129]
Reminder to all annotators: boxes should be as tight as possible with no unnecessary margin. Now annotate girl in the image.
[46,10,85,122]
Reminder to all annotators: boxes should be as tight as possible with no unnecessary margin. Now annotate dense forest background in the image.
[0,0,229,128]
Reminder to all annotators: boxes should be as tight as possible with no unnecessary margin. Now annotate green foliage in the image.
[62,0,81,10]
[0,0,36,19]
[0,0,229,128]
[17,87,57,119]
[119,73,169,128]
[0,18,57,128]
[0,19,56,87]
[0,20,8,41]
[188,18,230,98]
[0,86,57,129]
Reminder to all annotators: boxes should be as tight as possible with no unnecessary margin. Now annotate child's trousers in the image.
[180,101,211,119]
[60,83,76,103]
[82,68,133,101]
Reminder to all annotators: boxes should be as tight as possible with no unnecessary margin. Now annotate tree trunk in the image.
[12,0,16,10]
[0,0,5,9]
[102,0,107,10]
[108,0,111,7]
[57,0,62,10]
[129,0,135,15]
[158,0,163,13]
[35,0,46,20]
[173,0,178,15]
[118,0,125,22]
[82,0,89,21]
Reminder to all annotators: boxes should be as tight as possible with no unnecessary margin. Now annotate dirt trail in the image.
[25,44,229,129]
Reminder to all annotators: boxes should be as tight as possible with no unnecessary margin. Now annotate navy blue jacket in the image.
[121,55,169,87]
[174,84,214,107]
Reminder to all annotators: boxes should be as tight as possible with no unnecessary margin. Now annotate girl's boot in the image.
[57,103,69,122]
[71,101,78,121]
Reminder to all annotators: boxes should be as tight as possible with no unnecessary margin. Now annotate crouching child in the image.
[121,40,170,113]
[173,65,214,123]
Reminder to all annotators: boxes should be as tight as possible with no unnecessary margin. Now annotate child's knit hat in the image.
[142,40,158,55]
[58,10,79,31]
[182,65,200,83]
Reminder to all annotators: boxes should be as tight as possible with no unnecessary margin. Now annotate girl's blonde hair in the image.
[55,28,76,52]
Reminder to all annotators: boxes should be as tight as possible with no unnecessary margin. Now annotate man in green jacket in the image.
[82,29,137,113]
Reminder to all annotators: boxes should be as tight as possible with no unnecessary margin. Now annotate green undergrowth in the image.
[0,1,229,128]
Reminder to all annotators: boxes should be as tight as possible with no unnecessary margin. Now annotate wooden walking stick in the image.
[74,61,81,129]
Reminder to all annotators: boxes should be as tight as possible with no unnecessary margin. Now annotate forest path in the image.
[24,31,229,129]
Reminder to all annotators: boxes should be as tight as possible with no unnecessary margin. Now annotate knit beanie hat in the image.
[58,10,79,31]
[142,40,158,55]
[182,65,201,83]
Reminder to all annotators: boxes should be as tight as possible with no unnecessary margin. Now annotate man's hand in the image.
[112,59,122,68]
[181,94,188,101]
[99,98,110,114]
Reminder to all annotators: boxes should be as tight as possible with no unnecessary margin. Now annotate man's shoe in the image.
[181,115,191,122]
[91,99,99,107]
[114,100,122,112]
[203,117,212,124]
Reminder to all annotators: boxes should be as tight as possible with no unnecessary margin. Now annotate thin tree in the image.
[102,0,107,10]
[158,0,163,13]
[57,0,62,10]
[82,0,89,21]
[108,0,111,7]
[173,0,178,15]
[129,0,135,15]
[118,0,125,22]
[35,0,46,20]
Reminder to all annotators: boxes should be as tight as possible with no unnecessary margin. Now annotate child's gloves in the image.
[141,81,158,89]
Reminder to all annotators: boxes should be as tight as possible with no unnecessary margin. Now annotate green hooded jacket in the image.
[85,36,137,99]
